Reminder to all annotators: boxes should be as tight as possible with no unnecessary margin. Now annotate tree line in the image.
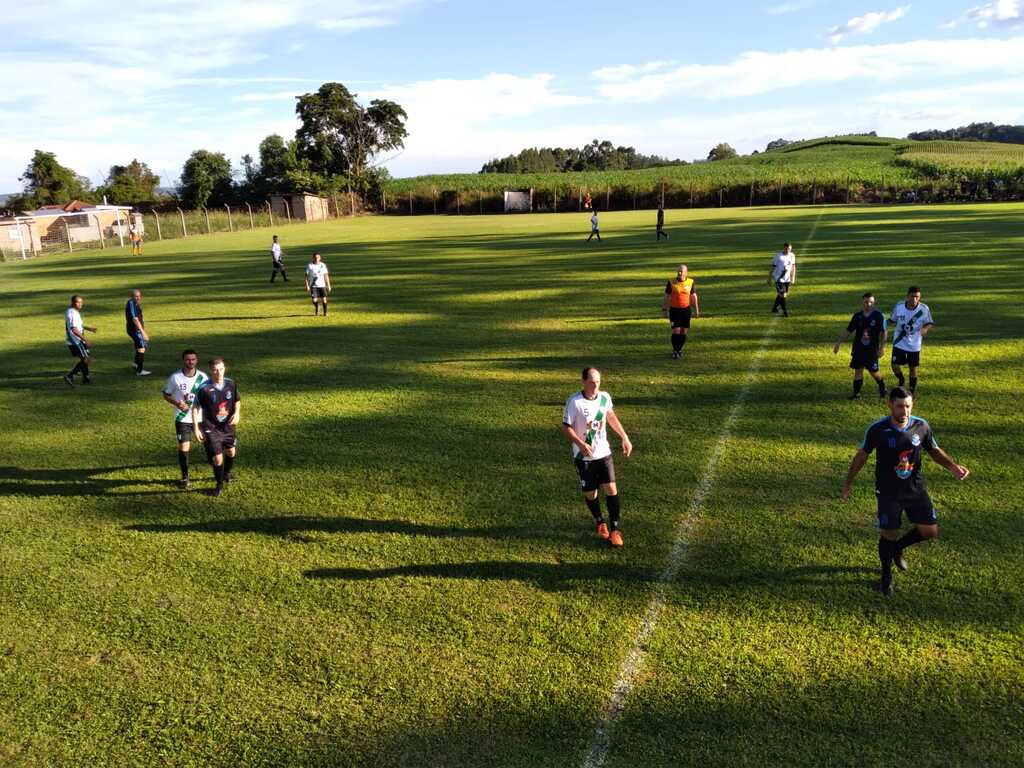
[3,83,408,213]
[480,139,687,174]
[907,122,1024,144]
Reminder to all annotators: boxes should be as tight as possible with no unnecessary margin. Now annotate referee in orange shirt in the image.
[661,264,700,359]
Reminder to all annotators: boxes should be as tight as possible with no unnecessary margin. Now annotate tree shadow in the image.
[0,464,178,497]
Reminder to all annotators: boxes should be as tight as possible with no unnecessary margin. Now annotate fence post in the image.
[333,194,340,219]
[225,204,233,232]
[202,207,211,233]
[267,201,274,228]
[846,179,851,204]
[778,179,783,206]
[348,181,355,217]
[409,190,413,215]
[284,199,292,223]
[63,218,73,252]
[689,183,693,208]
[433,188,437,215]
[749,181,755,207]
[150,209,162,240]
[661,182,666,207]
[457,191,461,215]
[115,211,125,246]
[578,188,582,211]
[880,176,886,204]
[553,188,557,213]
[479,190,483,214]
[94,215,106,248]
[246,203,254,229]
[382,189,387,212]
[719,189,723,207]
[177,207,188,237]
[605,185,610,211]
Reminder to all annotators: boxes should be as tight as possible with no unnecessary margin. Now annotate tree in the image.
[295,82,408,192]
[765,138,793,152]
[707,143,738,161]
[179,150,233,209]
[101,159,160,204]
[15,150,92,209]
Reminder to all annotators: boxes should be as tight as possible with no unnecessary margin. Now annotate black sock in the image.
[895,372,905,387]
[81,363,91,381]
[876,378,887,395]
[909,376,918,392]
[679,333,687,349]
[313,302,319,315]
[771,296,780,311]
[585,496,603,522]
[223,454,234,477]
[671,334,682,352]
[853,378,864,395]
[271,271,276,282]
[878,537,894,580]
[322,304,327,316]
[896,528,925,552]
[178,450,189,479]
[69,360,85,377]
[213,462,224,485]
[135,351,144,373]
[780,297,788,315]
[606,494,621,530]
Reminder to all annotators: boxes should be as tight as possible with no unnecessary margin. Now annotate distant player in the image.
[270,235,289,283]
[656,203,668,240]
[125,289,151,376]
[63,294,96,386]
[832,292,887,399]
[304,252,332,316]
[841,387,969,596]
[129,225,142,256]
[192,357,241,497]
[661,264,700,359]
[767,242,796,316]
[587,209,601,242]
[162,349,208,490]
[890,286,933,394]
[561,367,633,548]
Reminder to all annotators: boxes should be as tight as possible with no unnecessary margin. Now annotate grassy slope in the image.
[0,205,1022,767]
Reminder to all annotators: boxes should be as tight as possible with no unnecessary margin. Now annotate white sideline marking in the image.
[580,212,824,768]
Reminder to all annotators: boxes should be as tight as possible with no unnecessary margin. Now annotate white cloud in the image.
[871,77,1024,103]
[317,15,394,31]
[591,61,674,83]
[233,91,303,103]
[593,36,1024,102]
[767,0,817,15]
[827,6,910,43]
[944,0,1022,29]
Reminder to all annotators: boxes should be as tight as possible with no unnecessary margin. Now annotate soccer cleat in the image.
[136,369,152,377]
[177,478,191,490]
[609,530,624,548]
[878,389,888,399]
[63,374,74,386]
[880,576,894,597]
[82,376,92,384]
[847,392,861,400]
[892,549,908,572]
[595,521,610,540]
[211,484,223,497]
[223,472,233,484]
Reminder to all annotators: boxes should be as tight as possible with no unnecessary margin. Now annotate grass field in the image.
[1,204,1022,767]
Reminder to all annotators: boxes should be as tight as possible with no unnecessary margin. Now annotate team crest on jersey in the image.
[911,434,921,447]
[894,450,915,479]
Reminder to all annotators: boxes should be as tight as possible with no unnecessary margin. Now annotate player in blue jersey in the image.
[841,387,969,596]
[832,292,887,399]
[125,289,151,376]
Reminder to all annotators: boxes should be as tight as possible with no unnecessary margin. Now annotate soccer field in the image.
[1,204,1022,767]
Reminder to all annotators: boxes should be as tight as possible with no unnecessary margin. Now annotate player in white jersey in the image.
[767,242,797,316]
[304,252,332,316]
[270,235,289,283]
[63,294,97,386]
[162,349,209,489]
[586,210,601,242]
[561,367,633,547]
[890,285,933,394]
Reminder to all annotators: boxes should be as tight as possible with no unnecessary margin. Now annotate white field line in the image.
[580,211,824,768]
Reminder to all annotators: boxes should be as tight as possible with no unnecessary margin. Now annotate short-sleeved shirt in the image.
[195,378,241,432]
[563,390,614,460]
[65,308,83,344]
[591,214,599,231]
[271,242,282,261]
[771,251,796,282]
[859,415,937,497]
[847,309,886,351]
[125,299,144,334]
[163,369,209,424]
[306,262,329,288]
[665,277,696,309]
[890,301,933,352]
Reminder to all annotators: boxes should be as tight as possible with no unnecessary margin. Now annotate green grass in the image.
[1,204,1022,767]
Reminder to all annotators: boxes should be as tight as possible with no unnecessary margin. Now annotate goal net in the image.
[503,190,531,213]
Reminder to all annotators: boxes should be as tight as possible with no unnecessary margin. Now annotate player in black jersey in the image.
[192,357,242,497]
[832,292,887,399]
[125,289,151,376]
[841,388,969,596]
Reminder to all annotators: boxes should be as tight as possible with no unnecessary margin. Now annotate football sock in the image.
[213,462,224,485]
[896,528,925,552]
[895,372,905,387]
[178,450,189,478]
[780,297,788,316]
[223,454,234,477]
[606,494,621,530]
[671,334,683,352]
[909,376,918,392]
[877,378,887,395]
[271,271,276,282]
[80,363,90,380]
[679,333,687,349]
[69,361,85,377]
[853,378,864,396]
[771,296,780,312]
[322,304,327,316]
[135,351,144,373]
[585,496,602,521]
[313,302,318,315]
[878,537,894,579]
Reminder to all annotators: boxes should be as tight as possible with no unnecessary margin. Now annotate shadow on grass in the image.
[0,464,178,497]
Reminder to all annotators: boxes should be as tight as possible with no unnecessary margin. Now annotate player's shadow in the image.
[0,464,177,497]
[125,515,582,544]
[147,314,308,323]
[304,560,657,592]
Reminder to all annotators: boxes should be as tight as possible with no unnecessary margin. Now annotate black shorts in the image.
[775,280,791,295]
[310,286,328,300]
[850,348,880,372]
[669,306,691,329]
[891,348,920,367]
[175,422,194,444]
[574,455,616,492]
[202,427,237,459]
[876,491,937,530]
[272,260,285,270]
[128,329,147,349]
[67,340,89,359]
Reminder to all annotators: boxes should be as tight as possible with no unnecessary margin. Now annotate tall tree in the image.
[102,159,160,203]
[16,150,92,208]
[295,83,407,192]
[179,150,233,209]
[707,143,738,161]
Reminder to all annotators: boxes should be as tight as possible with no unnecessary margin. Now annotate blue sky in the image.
[2,0,1023,190]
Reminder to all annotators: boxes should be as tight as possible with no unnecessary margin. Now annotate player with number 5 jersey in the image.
[162,349,208,489]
